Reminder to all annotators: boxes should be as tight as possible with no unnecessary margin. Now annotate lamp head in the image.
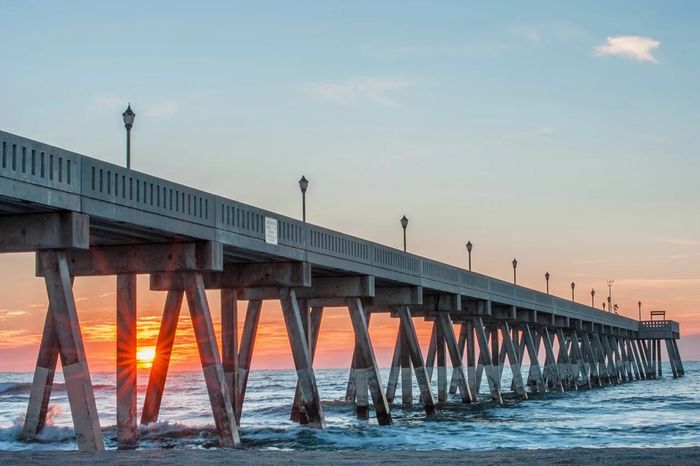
[122,103,135,128]
[400,215,408,229]
[298,175,309,193]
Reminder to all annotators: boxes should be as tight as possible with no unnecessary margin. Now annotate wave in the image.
[0,382,113,395]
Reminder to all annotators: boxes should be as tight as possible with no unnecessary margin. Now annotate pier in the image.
[0,129,684,451]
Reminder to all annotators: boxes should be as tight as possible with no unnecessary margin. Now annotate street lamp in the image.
[545,272,550,294]
[607,280,614,313]
[602,302,606,311]
[298,176,309,222]
[638,301,642,321]
[591,289,595,307]
[571,282,575,301]
[512,258,518,284]
[466,241,473,271]
[400,215,408,252]
[122,103,135,169]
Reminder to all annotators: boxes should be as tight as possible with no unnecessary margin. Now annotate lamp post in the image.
[571,282,575,301]
[603,302,606,311]
[638,301,642,321]
[512,258,518,284]
[545,272,550,294]
[607,280,614,313]
[298,176,309,222]
[591,289,595,307]
[122,103,135,169]
[466,241,473,271]
[400,215,408,252]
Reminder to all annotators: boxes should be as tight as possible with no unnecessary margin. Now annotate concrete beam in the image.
[151,261,310,290]
[411,294,461,313]
[241,276,374,301]
[368,286,423,307]
[40,241,223,277]
[0,212,88,252]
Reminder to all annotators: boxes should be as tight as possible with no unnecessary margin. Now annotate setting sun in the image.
[136,346,156,369]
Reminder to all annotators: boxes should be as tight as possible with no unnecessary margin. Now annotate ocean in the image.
[0,362,698,451]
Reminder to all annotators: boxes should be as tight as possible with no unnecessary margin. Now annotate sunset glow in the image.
[136,346,156,369]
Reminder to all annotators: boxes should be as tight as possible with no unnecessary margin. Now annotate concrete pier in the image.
[0,129,686,451]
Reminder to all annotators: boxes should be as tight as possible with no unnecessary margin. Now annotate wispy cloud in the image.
[95,94,125,110]
[0,309,27,322]
[144,102,177,118]
[306,77,412,108]
[93,95,177,118]
[652,237,700,247]
[537,127,555,135]
[511,26,541,44]
[594,36,660,63]
[572,259,606,265]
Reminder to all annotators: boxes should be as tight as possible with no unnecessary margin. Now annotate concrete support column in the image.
[437,313,472,403]
[501,322,527,399]
[523,325,545,393]
[542,327,564,392]
[400,319,413,405]
[221,289,238,421]
[473,318,502,403]
[116,273,138,448]
[236,300,262,425]
[141,290,184,425]
[665,339,678,378]
[291,306,323,424]
[37,251,104,451]
[449,324,467,395]
[22,299,63,440]
[397,307,436,416]
[279,288,325,428]
[672,339,685,376]
[465,321,477,396]
[185,272,239,447]
[436,317,447,402]
[346,298,391,425]
[385,329,402,403]
[490,326,500,392]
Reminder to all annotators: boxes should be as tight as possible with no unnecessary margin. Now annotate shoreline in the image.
[1,447,699,465]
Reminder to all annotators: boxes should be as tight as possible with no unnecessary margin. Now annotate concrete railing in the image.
[640,320,679,333]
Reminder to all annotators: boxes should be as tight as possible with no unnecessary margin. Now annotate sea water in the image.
[0,362,698,451]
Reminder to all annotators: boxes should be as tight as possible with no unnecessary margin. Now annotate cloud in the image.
[512,26,541,44]
[572,259,606,265]
[0,309,28,322]
[144,102,177,118]
[306,77,412,108]
[594,35,660,63]
[537,127,555,135]
[652,237,700,247]
[96,94,126,110]
[93,95,177,118]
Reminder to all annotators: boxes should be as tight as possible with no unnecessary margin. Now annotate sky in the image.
[0,0,699,371]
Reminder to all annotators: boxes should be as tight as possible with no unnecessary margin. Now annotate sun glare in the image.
[136,346,156,369]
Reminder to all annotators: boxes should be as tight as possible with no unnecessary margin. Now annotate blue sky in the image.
[1,0,699,340]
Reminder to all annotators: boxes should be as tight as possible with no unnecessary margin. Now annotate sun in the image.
[136,346,156,369]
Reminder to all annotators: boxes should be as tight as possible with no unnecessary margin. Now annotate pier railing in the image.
[0,130,642,332]
[638,320,680,339]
